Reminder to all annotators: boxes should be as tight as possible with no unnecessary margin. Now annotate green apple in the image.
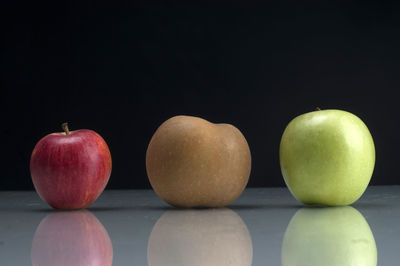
[280,109,375,206]
[282,206,377,266]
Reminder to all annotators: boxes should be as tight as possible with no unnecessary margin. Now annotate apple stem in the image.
[316,107,321,111]
[62,122,71,135]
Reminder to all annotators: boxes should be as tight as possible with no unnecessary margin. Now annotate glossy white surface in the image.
[0,186,399,265]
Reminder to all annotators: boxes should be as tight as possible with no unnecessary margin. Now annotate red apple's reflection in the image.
[31,210,113,266]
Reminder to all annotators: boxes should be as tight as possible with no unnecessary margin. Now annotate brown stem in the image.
[316,107,321,111]
[61,122,70,135]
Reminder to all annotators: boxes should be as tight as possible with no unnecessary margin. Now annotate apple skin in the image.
[146,115,251,208]
[31,210,113,266]
[280,110,375,206]
[147,208,253,266]
[30,127,112,209]
[282,206,377,266]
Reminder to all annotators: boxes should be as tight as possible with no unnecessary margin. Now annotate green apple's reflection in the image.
[147,208,253,266]
[31,210,113,266]
[282,206,377,266]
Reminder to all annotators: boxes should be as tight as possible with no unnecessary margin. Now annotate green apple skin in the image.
[280,109,375,206]
[282,206,377,266]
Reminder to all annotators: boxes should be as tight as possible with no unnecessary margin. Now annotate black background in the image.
[2,1,399,190]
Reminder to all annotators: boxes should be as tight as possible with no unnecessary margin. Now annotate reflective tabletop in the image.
[0,186,399,265]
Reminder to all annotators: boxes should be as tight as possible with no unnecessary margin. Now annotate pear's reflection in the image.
[282,206,377,266]
[147,208,253,266]
[31,210,113,266]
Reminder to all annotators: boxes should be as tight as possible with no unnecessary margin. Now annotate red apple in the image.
[31,210,113,266]
[30,123,112,209]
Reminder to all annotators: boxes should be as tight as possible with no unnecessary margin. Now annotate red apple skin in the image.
[31,210,113,266]
[30,129,112,209]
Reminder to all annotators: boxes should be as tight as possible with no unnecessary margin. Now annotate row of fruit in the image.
[30,109,375,209]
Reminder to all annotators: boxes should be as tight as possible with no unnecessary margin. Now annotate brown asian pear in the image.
[146,115,251,208]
